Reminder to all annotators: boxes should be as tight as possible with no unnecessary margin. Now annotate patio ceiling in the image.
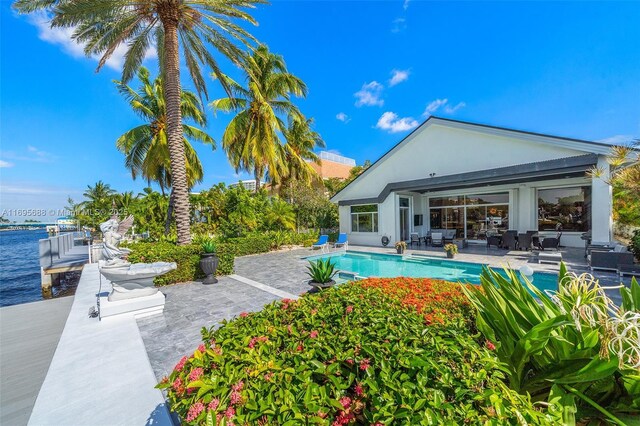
[337,154,598,206]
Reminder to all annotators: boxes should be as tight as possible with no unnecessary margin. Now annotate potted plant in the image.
[444,243,458,259]
[307,259,337,290]
[200,239,218,284]
[395,241,407,254]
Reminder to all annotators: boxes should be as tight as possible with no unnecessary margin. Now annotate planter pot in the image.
[396,247,405,254]
[446,252,455,259]
[200,253,219,284]
[308,279,336,291]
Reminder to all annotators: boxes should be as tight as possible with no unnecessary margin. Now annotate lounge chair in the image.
[518,233,533,251]
[312,235,329,252]
[589,245,635,272]
[487,235,502,249]
[334,233,348,250]
[410,233,420,247]
[431,232,443,247]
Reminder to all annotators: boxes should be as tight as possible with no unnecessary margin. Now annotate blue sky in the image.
[1,1,639,220]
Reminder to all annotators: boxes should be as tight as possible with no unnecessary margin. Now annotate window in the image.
[537,186,591,232]
[351,204,378,232]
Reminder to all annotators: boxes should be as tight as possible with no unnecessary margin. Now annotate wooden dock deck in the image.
[0,297,74,425]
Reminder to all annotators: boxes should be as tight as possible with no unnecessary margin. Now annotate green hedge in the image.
[127,242,234,286]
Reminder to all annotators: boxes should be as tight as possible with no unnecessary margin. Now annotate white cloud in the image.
[391,17,407,33]
[27,11,156,71]
[444,102,466,114]
[597,134,635,145]
[0,160,14,168]
[336,112,351,123]
[354,81,384,107]
[389,69,410,86]
[423,98,466,116]
[403,0,411,10]
[376,112,419,133]
[424,98,448,116]
[1,146,57,163]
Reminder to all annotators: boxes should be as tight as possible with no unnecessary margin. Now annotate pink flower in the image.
[311,308,318,315]
[296,343,304,352]
[240,312,248,317]
[207,398,220,411]
[264,372,273,381]
[197,344,206,353]
[345,305,353,314]
[231,381,244,391]
[225,406,235,419]
[287,324,293,334]
[172,378,183,391]
[309,330,319,339]
[230,391,243,405]
[354,383,364,396]
[359,358,370,371]
[345,359,354,365]
[339,396,352,409]
[186,402,204,422]
[188,367,204,382]
[486,340,496,351]
[174,356,188,372]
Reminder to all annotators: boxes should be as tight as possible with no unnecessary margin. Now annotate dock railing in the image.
[38,232,86,269]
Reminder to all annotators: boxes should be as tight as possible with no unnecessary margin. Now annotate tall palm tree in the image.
[82,181,116,208]
[115,67,214,234]
[14,0,265,245]
[210,45,308,191]
[116,67,214,194]
[281,117,324,187]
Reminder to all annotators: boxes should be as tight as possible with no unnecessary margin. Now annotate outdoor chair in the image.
[410,233,420,247]
[312,235,329,252]
[486,235,502,249]
[431,232,443,247]
[334,233,348,250]
[501,231,518,250]
[518,233,533,251]
[589,247,635,272]
[540,232,562,251]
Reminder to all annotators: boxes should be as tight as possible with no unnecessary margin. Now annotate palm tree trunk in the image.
[160,15,191,245]
[254,168,262,193]
[165,189,174,235]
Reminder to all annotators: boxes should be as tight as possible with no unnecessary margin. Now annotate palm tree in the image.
[82,181,116,208]
[210,45,308,191]
[115,67,214,234]
[14,0,265,245]
[281,117,324,187]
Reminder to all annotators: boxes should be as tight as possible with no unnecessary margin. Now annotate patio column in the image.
[590,155,613,244]
[516,185,535,232]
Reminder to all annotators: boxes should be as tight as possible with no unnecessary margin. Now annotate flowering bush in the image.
[159,279,555,425]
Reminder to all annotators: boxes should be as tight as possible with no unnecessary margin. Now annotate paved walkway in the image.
[28,264,171,426]
[0,297,73,426]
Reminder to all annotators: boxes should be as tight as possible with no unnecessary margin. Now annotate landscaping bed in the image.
[158,278,553,425]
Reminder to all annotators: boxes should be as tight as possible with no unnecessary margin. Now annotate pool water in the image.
[306,251,558,292]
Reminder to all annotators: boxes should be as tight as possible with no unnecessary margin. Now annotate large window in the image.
[429,193,509,240]
[351,204,378,233]
[538,186,590,232]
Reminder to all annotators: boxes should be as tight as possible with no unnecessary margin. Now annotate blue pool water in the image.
[306,251,558,292]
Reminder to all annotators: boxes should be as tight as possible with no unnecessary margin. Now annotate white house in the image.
[331,117,615,248]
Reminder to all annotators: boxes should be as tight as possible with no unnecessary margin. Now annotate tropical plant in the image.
[629,229,640,262]
[306,258,337,284]
[462,264,640,425]
[210,45,309,191]
[158,280,556,424]
[14,0,266,245]
[280,117,324,188]
[395,241,407,250]
[263,198,296,232]
[201,239,216,254]
[443,243,458,254]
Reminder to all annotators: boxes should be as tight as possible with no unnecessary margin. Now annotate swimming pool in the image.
[305,251,558,292]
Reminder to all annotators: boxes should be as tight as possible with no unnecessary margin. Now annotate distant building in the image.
[310,151,356,180]
[228,180,264,192]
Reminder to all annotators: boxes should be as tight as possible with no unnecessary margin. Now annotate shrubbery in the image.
[629,229,640,261]
[126,232,317,286]
[158,279,554,425]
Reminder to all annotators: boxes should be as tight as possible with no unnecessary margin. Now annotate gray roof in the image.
[337,153,598,206]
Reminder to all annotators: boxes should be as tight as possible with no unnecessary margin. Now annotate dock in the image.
[38,233,89,297]
[0,297,74,425]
